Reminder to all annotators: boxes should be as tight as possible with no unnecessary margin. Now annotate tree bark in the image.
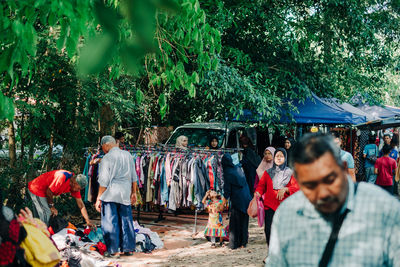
[7,120,16,168]
[19,113,25,163]
[46,132,54,171]
[99,104,115,137]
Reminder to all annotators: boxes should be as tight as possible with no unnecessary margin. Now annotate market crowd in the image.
[1,129,400,266]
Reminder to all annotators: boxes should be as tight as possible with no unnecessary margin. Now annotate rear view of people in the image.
[375,144,397,195]
[363,134,378,183]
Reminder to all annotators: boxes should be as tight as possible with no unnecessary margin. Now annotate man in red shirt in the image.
[28,170,94,227]
[375,144,397,195]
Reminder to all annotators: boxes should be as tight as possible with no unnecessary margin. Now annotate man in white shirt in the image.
[95,135,138,258]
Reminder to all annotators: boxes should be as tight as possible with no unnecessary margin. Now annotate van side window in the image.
[227,130,237,148]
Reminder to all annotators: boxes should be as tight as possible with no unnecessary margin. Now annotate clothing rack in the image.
[83,145,241,232]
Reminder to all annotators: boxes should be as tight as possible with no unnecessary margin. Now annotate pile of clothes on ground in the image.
[50,216,164,266]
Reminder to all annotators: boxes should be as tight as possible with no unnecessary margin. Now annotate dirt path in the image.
[116,212,268,267]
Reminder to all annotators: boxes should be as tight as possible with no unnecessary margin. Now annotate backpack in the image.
[366,146,378,164]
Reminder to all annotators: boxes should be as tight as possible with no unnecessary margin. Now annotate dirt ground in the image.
[113,211,268,267]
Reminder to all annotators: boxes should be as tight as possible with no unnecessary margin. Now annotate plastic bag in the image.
[247,197,258,218]
[257,197,265,227]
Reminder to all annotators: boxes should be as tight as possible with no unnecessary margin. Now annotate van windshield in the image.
[167,128,225,148]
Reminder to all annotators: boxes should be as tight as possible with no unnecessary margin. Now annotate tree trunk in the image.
[7,120,16,168]
[99,104,115,137]
[19,113,25,163]
[46,132,54,171]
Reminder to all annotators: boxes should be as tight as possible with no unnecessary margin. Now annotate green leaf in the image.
[191,71,199,83]
[77,32,116,76]
[0,94,14,121]
[158,93,167,119]
[136,89,144,104]
[188,83,196,97]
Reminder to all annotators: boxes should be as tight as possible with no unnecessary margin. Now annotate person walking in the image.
[266,133,400,266]
[28,170,94,227]
[375,144,397,195]
[240,135,261,195]
[95,135,138,258]
[363,134,378,183]
[255,147,276,189]
[221,154,252,249]
[254,148,299,246]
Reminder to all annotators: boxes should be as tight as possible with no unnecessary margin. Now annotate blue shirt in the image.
[98,147,138,205]
[379,148,398,161]
[266,178,400,266]
[363,144,378,168]
[340,150,354,169]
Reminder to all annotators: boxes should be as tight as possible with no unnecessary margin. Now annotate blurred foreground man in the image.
[266,133,400,267]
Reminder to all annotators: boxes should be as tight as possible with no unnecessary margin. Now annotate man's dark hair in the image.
[368,135,376,144]
[115,131,124,140]
[382,144,392,155]
[291,133,343,171]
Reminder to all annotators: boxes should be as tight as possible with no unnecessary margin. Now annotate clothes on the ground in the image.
[98,147,137,205]
[20,222,60,267]
[228,207,249,249]
[101,201,136,254]
[340,150,355,169]
[266,177,400,266]
[28,170,80,198]
[375,156,397,186]
[133,221,164,249]
[0,206,28,266]
[363,143,378,168]
[264,209,275,245]
[204,200,226,238]
[222,154,252,214]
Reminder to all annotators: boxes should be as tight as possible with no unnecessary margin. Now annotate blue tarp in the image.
[384,105,400,115]
[356,104,400,119]
[322,98,378,121]
[280,93,367,125]
[233,93,368,125]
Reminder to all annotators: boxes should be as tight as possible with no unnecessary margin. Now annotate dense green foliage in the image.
[2,0,400,211]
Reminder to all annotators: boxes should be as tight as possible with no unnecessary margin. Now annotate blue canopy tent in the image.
[279,93,367,125]
[384,105,400,115]
[322,98,379,121]
[356,104,400,119]
[232,92,368,125]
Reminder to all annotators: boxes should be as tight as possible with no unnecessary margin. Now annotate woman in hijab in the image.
[207,136,219,149]
[254,148,299,246]
[239,136,261,195]
[255,147,276,189]
[175,135,188,149]
[222,154,252,250]
[284,137,295,167]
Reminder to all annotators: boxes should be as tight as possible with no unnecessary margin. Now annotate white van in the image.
[165,122,257,150]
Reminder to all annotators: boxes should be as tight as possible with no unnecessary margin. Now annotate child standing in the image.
[202,190,226,247]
